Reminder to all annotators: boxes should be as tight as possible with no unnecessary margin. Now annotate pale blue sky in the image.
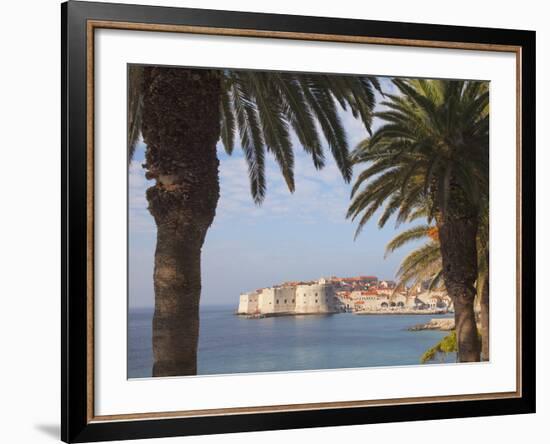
[129,77,420,308]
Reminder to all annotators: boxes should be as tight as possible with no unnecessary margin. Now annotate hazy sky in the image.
[129,77,420,308]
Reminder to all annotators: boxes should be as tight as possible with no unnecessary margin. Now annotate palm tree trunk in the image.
[141,67,221,376]
[438,216,481,362]
[480,276,489,361]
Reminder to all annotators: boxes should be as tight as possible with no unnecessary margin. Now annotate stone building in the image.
[238,290,261,314]
[237,276,452,316]
[295,279,337,314]
[237,279,338,316]
[258,285,296,315]
[414,291,452,310]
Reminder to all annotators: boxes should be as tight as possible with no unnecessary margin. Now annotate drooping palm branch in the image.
[127,65,144,163]
[347,78,489,235]
[128,68,382,204]
[387,206,488,299]
[385,224,444,293]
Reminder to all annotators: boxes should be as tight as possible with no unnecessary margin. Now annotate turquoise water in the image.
[128,305,456,378]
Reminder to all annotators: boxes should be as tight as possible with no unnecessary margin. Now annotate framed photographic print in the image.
[61,1,536,442]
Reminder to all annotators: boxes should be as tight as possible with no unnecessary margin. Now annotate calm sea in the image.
[128,305,456,378]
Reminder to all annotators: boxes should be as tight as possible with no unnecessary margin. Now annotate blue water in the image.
[128,305,456,378]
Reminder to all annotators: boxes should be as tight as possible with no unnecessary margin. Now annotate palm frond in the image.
[350,77,489,235]
[219,85,236,155]
[128,65,144,163]
[221,70,380,202]
[385,224,431,257]
[231,78,266,203]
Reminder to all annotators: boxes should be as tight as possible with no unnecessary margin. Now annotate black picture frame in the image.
[61,1,536,442]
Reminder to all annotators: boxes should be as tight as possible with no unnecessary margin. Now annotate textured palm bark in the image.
[438,216,481,362]
[479,276,490,361]
[140,67,221,376]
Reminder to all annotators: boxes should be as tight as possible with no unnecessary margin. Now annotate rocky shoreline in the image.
[408,318,455,331]
[354,309,449,316]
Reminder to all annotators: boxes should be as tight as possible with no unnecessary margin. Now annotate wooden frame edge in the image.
[89,19,522,53]
[90,391,520,423]
[80,14,529,430]
[86,18,95,424]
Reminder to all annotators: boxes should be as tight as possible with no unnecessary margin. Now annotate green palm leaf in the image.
[127,67,381,204]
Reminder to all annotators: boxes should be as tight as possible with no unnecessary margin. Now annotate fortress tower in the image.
[295,279,337,314]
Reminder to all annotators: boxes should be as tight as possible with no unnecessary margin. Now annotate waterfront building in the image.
[237,276,452,316]
[258,285,296,315]
[238,279,338,315]
[295,279,337,314]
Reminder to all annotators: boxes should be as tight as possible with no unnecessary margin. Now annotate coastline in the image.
[235,311,336,319]
[236,309,452,319]
[354,309,451,316]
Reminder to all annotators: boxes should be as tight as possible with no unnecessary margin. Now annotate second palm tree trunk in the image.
[480,276,489,361]
[141,67,221,376]
[438,216,481,362]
